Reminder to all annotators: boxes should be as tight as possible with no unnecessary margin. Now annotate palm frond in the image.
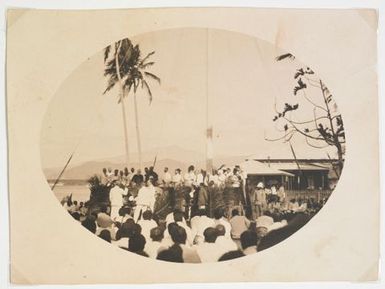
[144,71,161,84]
[140,61,155,69]
[104,45,111,63]
[140,51,155,65]
[275,53,295,61]
[103,38,160,102]
[103,75,118,94]
[141,79,153,104]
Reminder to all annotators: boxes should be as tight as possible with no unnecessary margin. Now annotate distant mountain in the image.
[44,158,187,180]
[43,146,247,180]
[97,145,206,164]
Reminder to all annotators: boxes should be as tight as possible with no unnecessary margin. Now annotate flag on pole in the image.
[206,127,213,138]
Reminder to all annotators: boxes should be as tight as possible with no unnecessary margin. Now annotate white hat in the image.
[256,215,274,230]
[268,222,285,232]
[257,182,265,189]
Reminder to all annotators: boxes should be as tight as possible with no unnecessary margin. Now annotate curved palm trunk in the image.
[120,93,130,168]
[115,42,130,168]
[133,93,142,170]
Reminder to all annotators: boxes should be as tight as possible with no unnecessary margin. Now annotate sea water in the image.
[53,184,91,203]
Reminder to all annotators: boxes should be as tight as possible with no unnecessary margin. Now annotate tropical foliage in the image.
[87,175,110,207]
[103,38,160,103]
[268,53,345,176]
[103,38,161,169]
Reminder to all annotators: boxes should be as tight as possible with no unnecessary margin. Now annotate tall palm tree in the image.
[103,38,160,169]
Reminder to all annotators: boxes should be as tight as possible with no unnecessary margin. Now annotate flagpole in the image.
[206,28,213,173]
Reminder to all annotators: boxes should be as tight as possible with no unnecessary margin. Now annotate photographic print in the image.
[42,28,345,263]
[7,8,379,284]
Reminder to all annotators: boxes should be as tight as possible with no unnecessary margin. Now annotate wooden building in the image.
[240,160,294,187]
[243,158,335,190]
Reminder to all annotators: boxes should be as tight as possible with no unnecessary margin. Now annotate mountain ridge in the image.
[43,146,247,180]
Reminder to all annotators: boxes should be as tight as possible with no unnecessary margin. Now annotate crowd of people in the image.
[61,164,328,263]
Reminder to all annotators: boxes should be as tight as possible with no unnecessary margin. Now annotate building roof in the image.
[263,162,330,172]
[239,160,294,176]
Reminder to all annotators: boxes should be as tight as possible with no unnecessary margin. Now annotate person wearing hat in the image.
[256,213,274,227]
[217,169,226,187]
[255,214,274,240]
[255,182,267,218]
[96,205,116,239]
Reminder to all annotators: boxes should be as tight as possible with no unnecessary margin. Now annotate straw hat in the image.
[256,215,274,230]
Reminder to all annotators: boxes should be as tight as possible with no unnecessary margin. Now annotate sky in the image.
[40,28,341,169]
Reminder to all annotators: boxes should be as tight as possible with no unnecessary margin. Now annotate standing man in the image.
[134,177,157,222]
[132,169,144,186]
[278,183,286,205]
[184,165,197,187]
[148,166,159,184]
[255,182,267,218]
[230,167,243,207]
[144,167,150,182]
[172,168,183,186]
[129,167,135,183]
[196,169,207,186]
[109,181,129,221]
[171,168,184,210]
[183,165,197,219]
[161,167,172,187]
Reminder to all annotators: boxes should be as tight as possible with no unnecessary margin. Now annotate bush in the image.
[87,175,110,213]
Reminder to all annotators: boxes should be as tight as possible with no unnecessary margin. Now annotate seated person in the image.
[170,225,201,263]
[156,244,183,263]
[240,230,258,255]
[229,209,250,240]
[127,234,148,257]
[144,227,164,259]
[215,224,238,255]
[218,250,245,261]
[195,227,223,263]
[138,210,158,242]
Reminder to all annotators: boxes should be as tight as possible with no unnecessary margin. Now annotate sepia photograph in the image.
[6,7,379,284]
[41,28,345,263]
